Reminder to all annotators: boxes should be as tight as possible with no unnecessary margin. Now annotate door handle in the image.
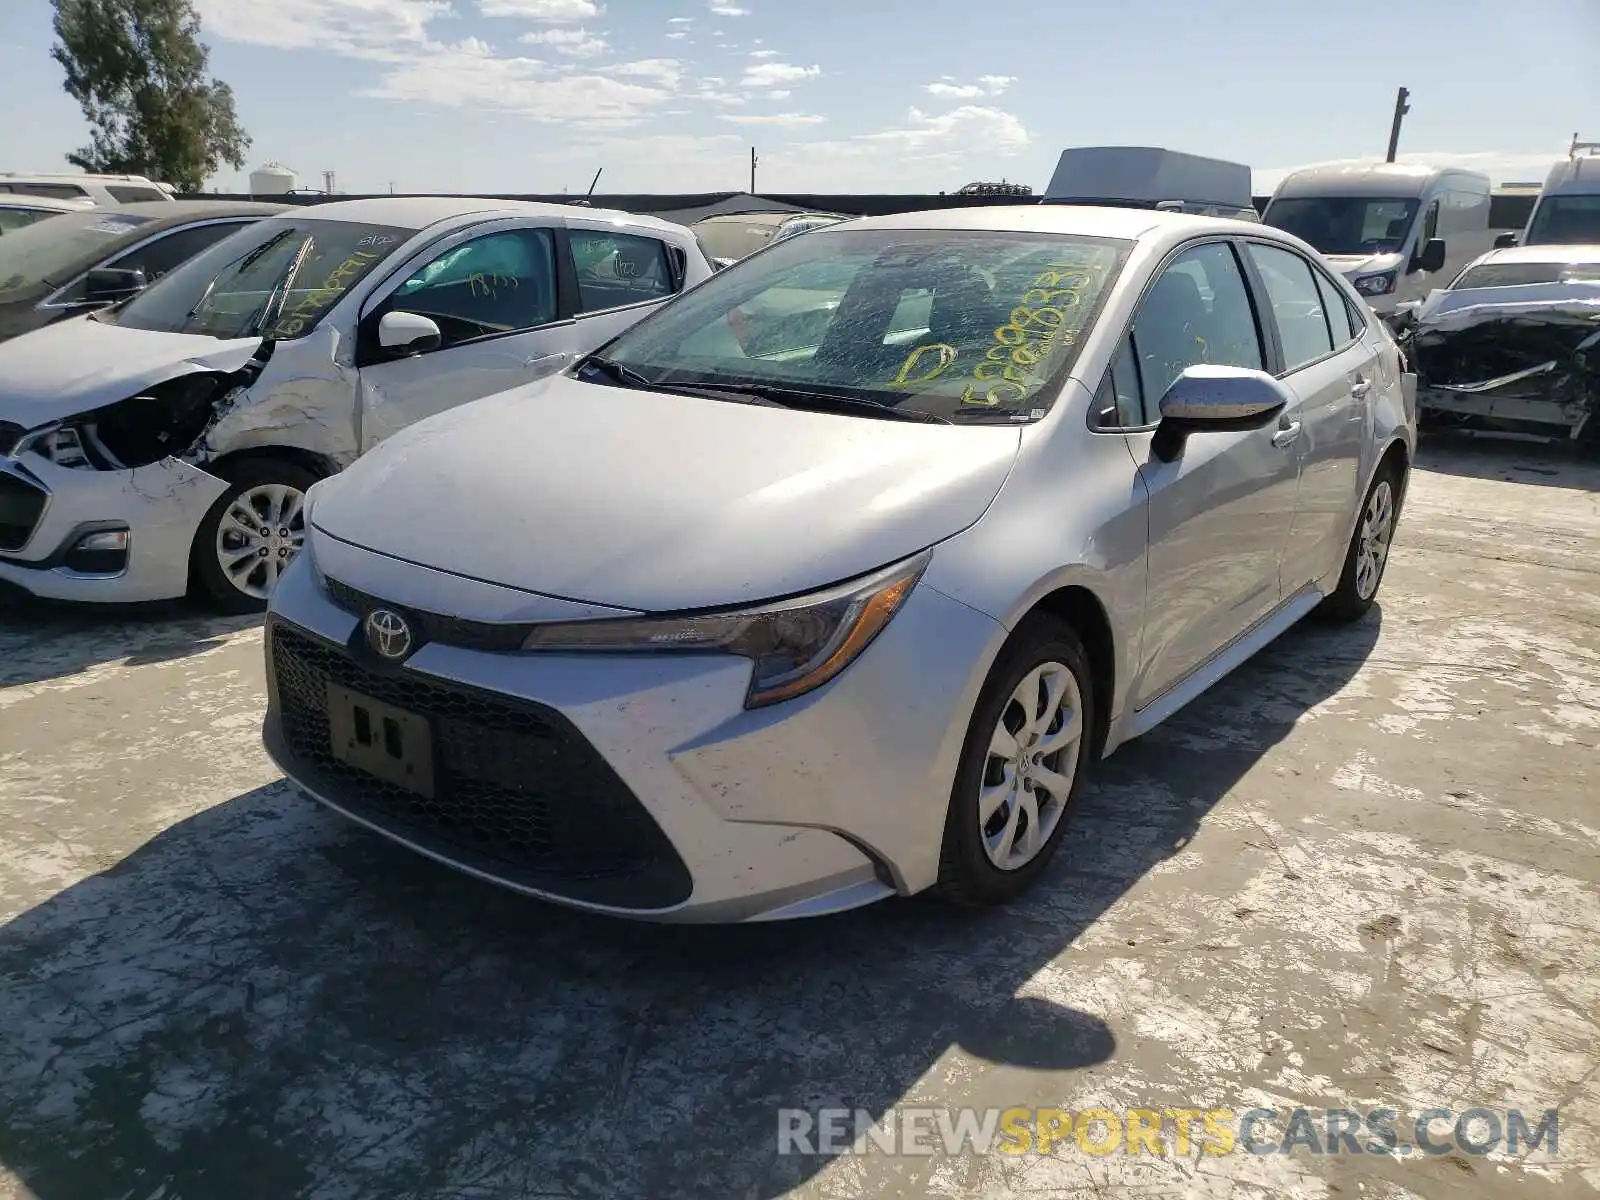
[1350,377,1372,399]
[1271,419,1302,448]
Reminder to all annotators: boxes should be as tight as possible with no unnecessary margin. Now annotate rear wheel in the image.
[935,616,1095,907]
[190,458,319,614]
[1316,461,1400,624]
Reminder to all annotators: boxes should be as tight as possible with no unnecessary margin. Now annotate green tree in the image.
[50,0,250,193]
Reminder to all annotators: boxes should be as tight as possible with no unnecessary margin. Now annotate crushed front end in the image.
[1405,283,1600,444]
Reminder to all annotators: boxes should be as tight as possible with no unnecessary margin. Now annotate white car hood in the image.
[311,375,1022,612]
[0,315,261,427]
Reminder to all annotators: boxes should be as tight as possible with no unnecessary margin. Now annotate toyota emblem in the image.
[364,609,413,661]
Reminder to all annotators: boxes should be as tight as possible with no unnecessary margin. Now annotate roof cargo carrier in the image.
[1041,146,1259,221]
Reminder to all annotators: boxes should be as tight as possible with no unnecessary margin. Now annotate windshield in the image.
[594,227,1131,420]
[0,210,154,295]
[1263,196,1420,256]
[1451,258,1600,290]
[1525,195,1600,245]
[110,218,410,339]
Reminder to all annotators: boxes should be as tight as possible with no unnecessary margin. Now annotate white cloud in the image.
[1255,149,1570,192]
[748,47,778,57]
[610,58,683,88]
[739,61,820,88]
[765,89,790,99]
[760,105,1030,190]
[519,26,608,56]
[665,30,688,39]
[925,74,1013,99]
[363,37,672,124]
[719,112,826,126]
[192,0,452,61]
[666,14,693,21]
[479,0,599,18]
[708,0,749,13]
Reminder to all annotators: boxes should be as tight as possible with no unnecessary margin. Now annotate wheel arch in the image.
[1010,583,1118,762]
[204,444,341,483]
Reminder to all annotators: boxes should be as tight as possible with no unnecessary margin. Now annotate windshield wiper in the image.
[703,383,952,424]
[184,229,296,326]
[581,355,658,390]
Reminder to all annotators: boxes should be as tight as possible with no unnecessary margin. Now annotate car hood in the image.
[1324,251,1405,279]
[311,375,1022,612]
[0,315,262,427]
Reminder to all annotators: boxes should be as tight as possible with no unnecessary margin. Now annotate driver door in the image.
[355,220,577,450]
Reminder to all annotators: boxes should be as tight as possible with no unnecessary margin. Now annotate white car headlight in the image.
[1353,271,1397,297]
[521,550,931,709]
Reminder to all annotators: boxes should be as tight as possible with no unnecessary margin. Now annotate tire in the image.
[189,458,320,614]
[935,615,1097,908]
[1315,460,1402,624]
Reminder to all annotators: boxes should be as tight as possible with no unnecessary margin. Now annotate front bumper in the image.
[0,454,226,603]
[261,543,1008,922]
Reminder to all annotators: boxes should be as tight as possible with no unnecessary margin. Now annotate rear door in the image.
[354,219,577,449]
[563,223,689,346]
[1240,240,1371,592]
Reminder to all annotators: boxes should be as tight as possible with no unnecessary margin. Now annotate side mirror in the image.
[378,311,442,357]
[1417,237,1447,274]
[83,266,147,304]
[1150,365,1290,464]
[1493,232,1519,249]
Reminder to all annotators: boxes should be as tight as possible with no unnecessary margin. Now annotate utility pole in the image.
[586,167,603,197]
[750,146,758,194]
[1385,87,1411,163]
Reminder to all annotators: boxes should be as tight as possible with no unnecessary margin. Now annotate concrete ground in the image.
[0,437,1595,1200]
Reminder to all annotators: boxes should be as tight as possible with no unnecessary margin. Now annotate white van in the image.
[1261,162,1493,318]
[0,172,174,205]
[1513,137,1600,246]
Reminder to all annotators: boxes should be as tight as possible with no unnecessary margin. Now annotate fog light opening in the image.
[61,528,130,574]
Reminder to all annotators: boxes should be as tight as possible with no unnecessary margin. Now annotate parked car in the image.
[0,194,96,235]
[1262,163,1494,319]
[0,201,288,342]
[0,171,174,205]
[0,197,713,611]
[1401,243,1600,445]
[261,205,1415,923]
[692,210,848,267]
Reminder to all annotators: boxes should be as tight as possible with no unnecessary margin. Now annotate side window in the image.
[1130,241,1264,422]
[7,182,89,200]
[1312,268,1356,346]
[1093,336,1145,428]
[1244,243,1335,371]
[106,185,168,203]
[568,230,675,313]
[1420,199,1440,246]
[386,228,558,350]
[106,222,248,283]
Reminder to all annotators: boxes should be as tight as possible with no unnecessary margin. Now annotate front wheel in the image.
[935,615,1096,908]
[1315,462,1401,624]
[190,458,319,614]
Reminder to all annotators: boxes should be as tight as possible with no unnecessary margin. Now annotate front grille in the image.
[268,621,692,908]
[324,576,531,652]
[0,471,47,552]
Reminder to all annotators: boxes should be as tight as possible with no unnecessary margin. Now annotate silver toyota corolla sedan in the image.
[261,205,1416,923]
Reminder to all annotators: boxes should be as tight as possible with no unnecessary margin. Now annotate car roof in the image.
[825,204,1263,243]
[0,195,95,213]
[289,195,687,237]
[106,200,291,228]
[1472,243,1600,267]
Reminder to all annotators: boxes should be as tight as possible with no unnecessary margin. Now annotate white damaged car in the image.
[0,197,712,610]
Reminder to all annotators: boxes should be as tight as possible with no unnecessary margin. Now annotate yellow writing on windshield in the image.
[961,261,1104,408]
[270,247,383,339]
[889,342,958,389]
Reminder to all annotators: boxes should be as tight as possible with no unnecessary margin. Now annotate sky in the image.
[1,0,1596,197]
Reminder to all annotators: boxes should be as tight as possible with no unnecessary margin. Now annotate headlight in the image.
[520,550,931,709]
[14,424,91,468]
[1353,271,1397,297]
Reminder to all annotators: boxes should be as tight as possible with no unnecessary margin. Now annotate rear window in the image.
[0,182,91,201]
[106,185,170,203]
[1451,260,1600,289]
[0,210,155,295]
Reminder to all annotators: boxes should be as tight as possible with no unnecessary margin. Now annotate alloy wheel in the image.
[1355,479,1394,601]
[980,661,1086,871]
[215,482,307,600]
